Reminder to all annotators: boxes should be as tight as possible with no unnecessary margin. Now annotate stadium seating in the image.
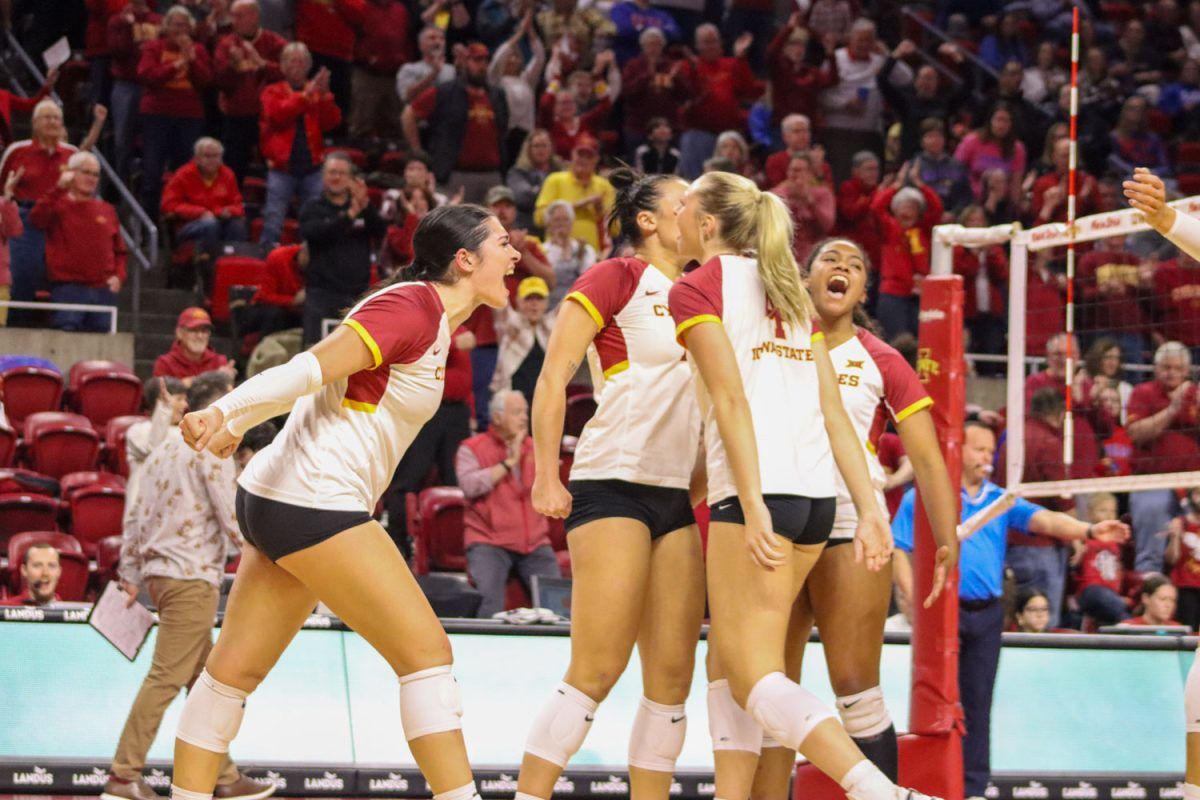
[104,415,147,477]
[6,531,84,593]
[68,483,126,556]
[0,426,14,467]
[1,367,64,427]
[410,486,467,574]
[60,471,126,502]
[94,535,123,589]
[67,361,141,433]
[0,468,59,497]
[0,494,60,549]
[210,255,267,322]
[21,412,100,479]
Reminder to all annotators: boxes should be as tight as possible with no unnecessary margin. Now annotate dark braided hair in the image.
[408,204,494,283]
[607,166,684,247]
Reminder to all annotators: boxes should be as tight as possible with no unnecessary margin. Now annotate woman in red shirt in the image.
[137,6,212,217]
[1121,573,1182,627]
[870,166,942,340]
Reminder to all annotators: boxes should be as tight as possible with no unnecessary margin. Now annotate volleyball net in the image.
[931,196,1200,540]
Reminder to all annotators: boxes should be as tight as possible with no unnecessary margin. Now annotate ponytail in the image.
[691,172,813,329]
[754,191,813,329]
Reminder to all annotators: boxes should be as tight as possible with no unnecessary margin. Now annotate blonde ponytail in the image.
[754,191,813,328]
[691,172,813,329]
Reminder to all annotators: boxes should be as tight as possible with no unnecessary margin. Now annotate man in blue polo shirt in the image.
[893,420,1129,800]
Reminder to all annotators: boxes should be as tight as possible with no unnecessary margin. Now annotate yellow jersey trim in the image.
[603,360,629,378]
[866,440,877,455]
[674,314,721,343]
[894,396,934,424]
[343,319,382,369]
[341,398,379,413]
[811,331,825,342]
[566,291,604,329]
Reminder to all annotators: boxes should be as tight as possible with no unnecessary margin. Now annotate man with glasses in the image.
[297,151,386,346]
[401,42,509,204]
[153,307,235,385]
[892,420,1129,800]
[28,151,125,332]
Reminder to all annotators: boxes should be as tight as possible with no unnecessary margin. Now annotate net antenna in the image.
[930,196,1200,539]
[1063,6,1081,470]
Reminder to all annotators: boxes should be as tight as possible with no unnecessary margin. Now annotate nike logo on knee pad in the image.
[670,716,685,723]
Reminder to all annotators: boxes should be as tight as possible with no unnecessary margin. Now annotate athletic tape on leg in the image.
[524,682,598,767]
[706,680,762,754]
[745,672,836,752]
[175,670,248,754]
[628,697,687,772]
[836,687,893,739]
[1187,652,1200,734]
[399,665,463,741]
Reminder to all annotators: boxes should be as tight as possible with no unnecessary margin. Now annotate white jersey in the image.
[826,328,932,538]
[565,257,701,488]
[669,254,834,505]
[239,282,451,512]
[1167,207,1200,262]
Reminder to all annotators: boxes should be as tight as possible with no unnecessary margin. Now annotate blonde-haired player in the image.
[668,172,938,800]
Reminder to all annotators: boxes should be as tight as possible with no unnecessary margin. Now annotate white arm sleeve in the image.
[212,351,325,436]
[1166,209,1200,263]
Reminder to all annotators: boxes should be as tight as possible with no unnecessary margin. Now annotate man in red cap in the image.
[401,41,509,204]
[533,134,614,251]
[153,307,236,384]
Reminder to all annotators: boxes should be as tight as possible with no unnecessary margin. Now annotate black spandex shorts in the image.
[708,494,836,546]
[236,486,374,561]
[565,479,695,539]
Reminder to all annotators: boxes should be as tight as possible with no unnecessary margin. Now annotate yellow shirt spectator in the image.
[533,141,614,252]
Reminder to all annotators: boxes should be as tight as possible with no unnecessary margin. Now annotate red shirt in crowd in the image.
[1098,424,1133,477]
[137,37,212,118]
[153,340,230,379]
[29,188,127,287]
[1030,171,1098,224]
[107,7,162,82]
[161,161,245,221]
[458,429,551,555]
[1126,380,1200,473]
[678,55,763,134]
[354,0,414,74]
[1124,615,1184,626]
[1153,257,1200,346]
[1025,265,1066,358]
[1172,517,1200,590]
[1077,247,1147,336]
[296,0,365,62]
[384,216,418,267]
[1077,539,1124,595]
[0,589,59,606]
[871,184,942,298]
[444,327,473,406]
[0,140,77,203]
[764,151,833,190]
[410,85,502,172]
[834,177,882,270]
[619,55,687,134]
[253,244,304,308]
[258,81,342,171]
[0,86,53,150]
[766,20,835,124]
[0,198,23,288]
[877,431,907,519]
[953,244,1009,319]
[213,28,287,117]
[85,0,129,57]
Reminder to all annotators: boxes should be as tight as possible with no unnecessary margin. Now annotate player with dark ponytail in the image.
[514,168,705,800]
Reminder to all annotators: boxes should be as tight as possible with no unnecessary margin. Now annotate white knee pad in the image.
[836,687,893,739]
[745,672,836,753]
[628,697,687,772]
[176,670,248,754]
[706,679,762,754]
[1187,652,1200,734]
[524,682,598,767]
[399,665,463,741]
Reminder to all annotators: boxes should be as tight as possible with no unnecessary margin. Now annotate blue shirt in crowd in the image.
[893,480,1042,602]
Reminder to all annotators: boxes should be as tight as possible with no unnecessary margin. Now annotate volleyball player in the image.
[668,172,937,800]
[1123,166,1200,800]
[166,206,519,800]
[515,168,705,800]
[716,238,960,800]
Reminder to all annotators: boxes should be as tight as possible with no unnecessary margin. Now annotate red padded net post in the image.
[899,275,965,799]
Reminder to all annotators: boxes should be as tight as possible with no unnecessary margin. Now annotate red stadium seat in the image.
[415,486,467,572]
[1179,173,1200,197]
[1176,141,1200,168]
[74,372,142,433]
[105,415,147,476]
[504,577,531,611]
[67,360,135,394]
[242,176,267,206]
[7,530,84,593]
[379,150,408,174]
[337,147,368,168]
[211,255,266,322]
[563,393,597,438]
[68,483,126,556]
[60,470,125,502]
[94,535,123,589]
[21,412,100,479]
[0,426,14,467]
[0,494,60,550]
[0,468,59,497]
[1,367,64,427]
